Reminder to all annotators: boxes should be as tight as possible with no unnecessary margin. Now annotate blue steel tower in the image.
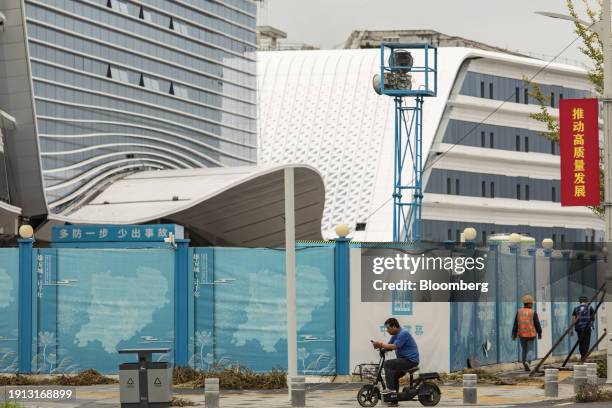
[373,43,437,242]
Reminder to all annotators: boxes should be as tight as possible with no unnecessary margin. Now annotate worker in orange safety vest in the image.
[512,294,542,371]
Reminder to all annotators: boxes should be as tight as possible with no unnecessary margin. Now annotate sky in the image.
[256,0,597,68]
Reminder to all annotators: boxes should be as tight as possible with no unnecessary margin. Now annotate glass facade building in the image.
[14,0,257,212]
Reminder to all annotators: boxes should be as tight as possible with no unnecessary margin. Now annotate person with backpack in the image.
[572,295,595,360]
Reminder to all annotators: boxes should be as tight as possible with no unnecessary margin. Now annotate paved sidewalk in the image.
[3,381,580,408]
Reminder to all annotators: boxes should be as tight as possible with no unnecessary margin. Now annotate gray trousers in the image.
[519,337,535,364]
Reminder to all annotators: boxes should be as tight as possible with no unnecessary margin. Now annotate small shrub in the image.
[173,364,286,390]
[170,397,195,406]
[173,366,198,384]
[0,369,116,386]
[596,359,607,379]
[575,384,612,403]
[575,383,599,403]
[440,369,539,386]
[1,403,25,408]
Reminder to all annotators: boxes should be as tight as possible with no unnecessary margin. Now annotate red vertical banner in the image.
[559,98,600,206]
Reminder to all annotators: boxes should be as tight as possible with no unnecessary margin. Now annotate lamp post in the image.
[463,227,477,248]
[542,238,554,257]
[537,6,612,382]
[284,168,297,390]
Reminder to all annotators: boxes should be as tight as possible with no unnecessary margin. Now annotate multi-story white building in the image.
[258,31,603,244]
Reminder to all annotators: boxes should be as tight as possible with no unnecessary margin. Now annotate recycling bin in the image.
[118,348,172,408]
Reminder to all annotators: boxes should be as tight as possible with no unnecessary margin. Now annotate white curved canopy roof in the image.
[43,165,325,247]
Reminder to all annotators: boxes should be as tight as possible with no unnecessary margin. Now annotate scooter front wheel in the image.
[357,384,380,407]
[418,382,441,406]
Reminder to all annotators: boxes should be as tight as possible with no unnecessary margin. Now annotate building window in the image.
[480,81,485,98]
[108,0,128,13]
[447,177,451,194]
[552,186,556,202]
[481,131,485,147]
[525,185,530,201]
[489,132,494,149]
[524,88,529,104]
[455,179,460,195]
[447,229,452,241]
[173,19,190,35]
[456,229,461,242]
[516,184,521,200]
[482,231,487,244]
[489,82,494,99]
[481,181,486,197]
[173,84,189,98]
[552,233,557,248]
[515,135,520,151]
[490,182,495,198]
[356,222,367,231]
[560,93,564,100]
[169,16,174,30]
[524,136,529,152]
[550,92,555,108]
[515,87,520,103]
[109,66,129,82]
[140,74,160,91]
[551,140,556,155]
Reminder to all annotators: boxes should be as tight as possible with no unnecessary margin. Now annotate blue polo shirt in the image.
[389,328,419,363]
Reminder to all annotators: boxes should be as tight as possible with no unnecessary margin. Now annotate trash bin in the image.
[118,348,172,408]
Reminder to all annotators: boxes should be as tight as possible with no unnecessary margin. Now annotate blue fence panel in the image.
[451,302,475,371]
[33,248,174,373]
[550,256,569,356]
[498,252,519,363]
[475,249,498,366]
[0,249,19,372]
[518,254,536,302]
[295,247,335,375]
[198,247,335,374]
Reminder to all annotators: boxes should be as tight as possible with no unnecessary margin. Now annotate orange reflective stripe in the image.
[517,308,536,338]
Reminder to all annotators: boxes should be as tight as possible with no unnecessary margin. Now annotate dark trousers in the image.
[383,358,418,391]
[519,337,535,364]
[576,329,592,360]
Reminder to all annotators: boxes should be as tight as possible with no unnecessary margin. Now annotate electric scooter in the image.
[356,346,441,407]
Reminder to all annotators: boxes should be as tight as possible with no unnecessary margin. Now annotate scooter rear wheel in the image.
[417,382,441,406]
[357,384,380,407]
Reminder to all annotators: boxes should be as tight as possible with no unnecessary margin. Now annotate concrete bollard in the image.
[544,369,559,397]
[463,373,477,404]
[573,365,587,394]
[585,362,598,385]
[205,378,219,408]
[290,376,306,407]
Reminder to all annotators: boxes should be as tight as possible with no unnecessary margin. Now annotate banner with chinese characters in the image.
[51,224,183,243]
[559,98,600,206]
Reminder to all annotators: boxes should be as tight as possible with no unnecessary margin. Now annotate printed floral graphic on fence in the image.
[31,331,80,374]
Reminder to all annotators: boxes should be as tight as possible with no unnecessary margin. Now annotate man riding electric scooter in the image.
[372,318,420,405]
